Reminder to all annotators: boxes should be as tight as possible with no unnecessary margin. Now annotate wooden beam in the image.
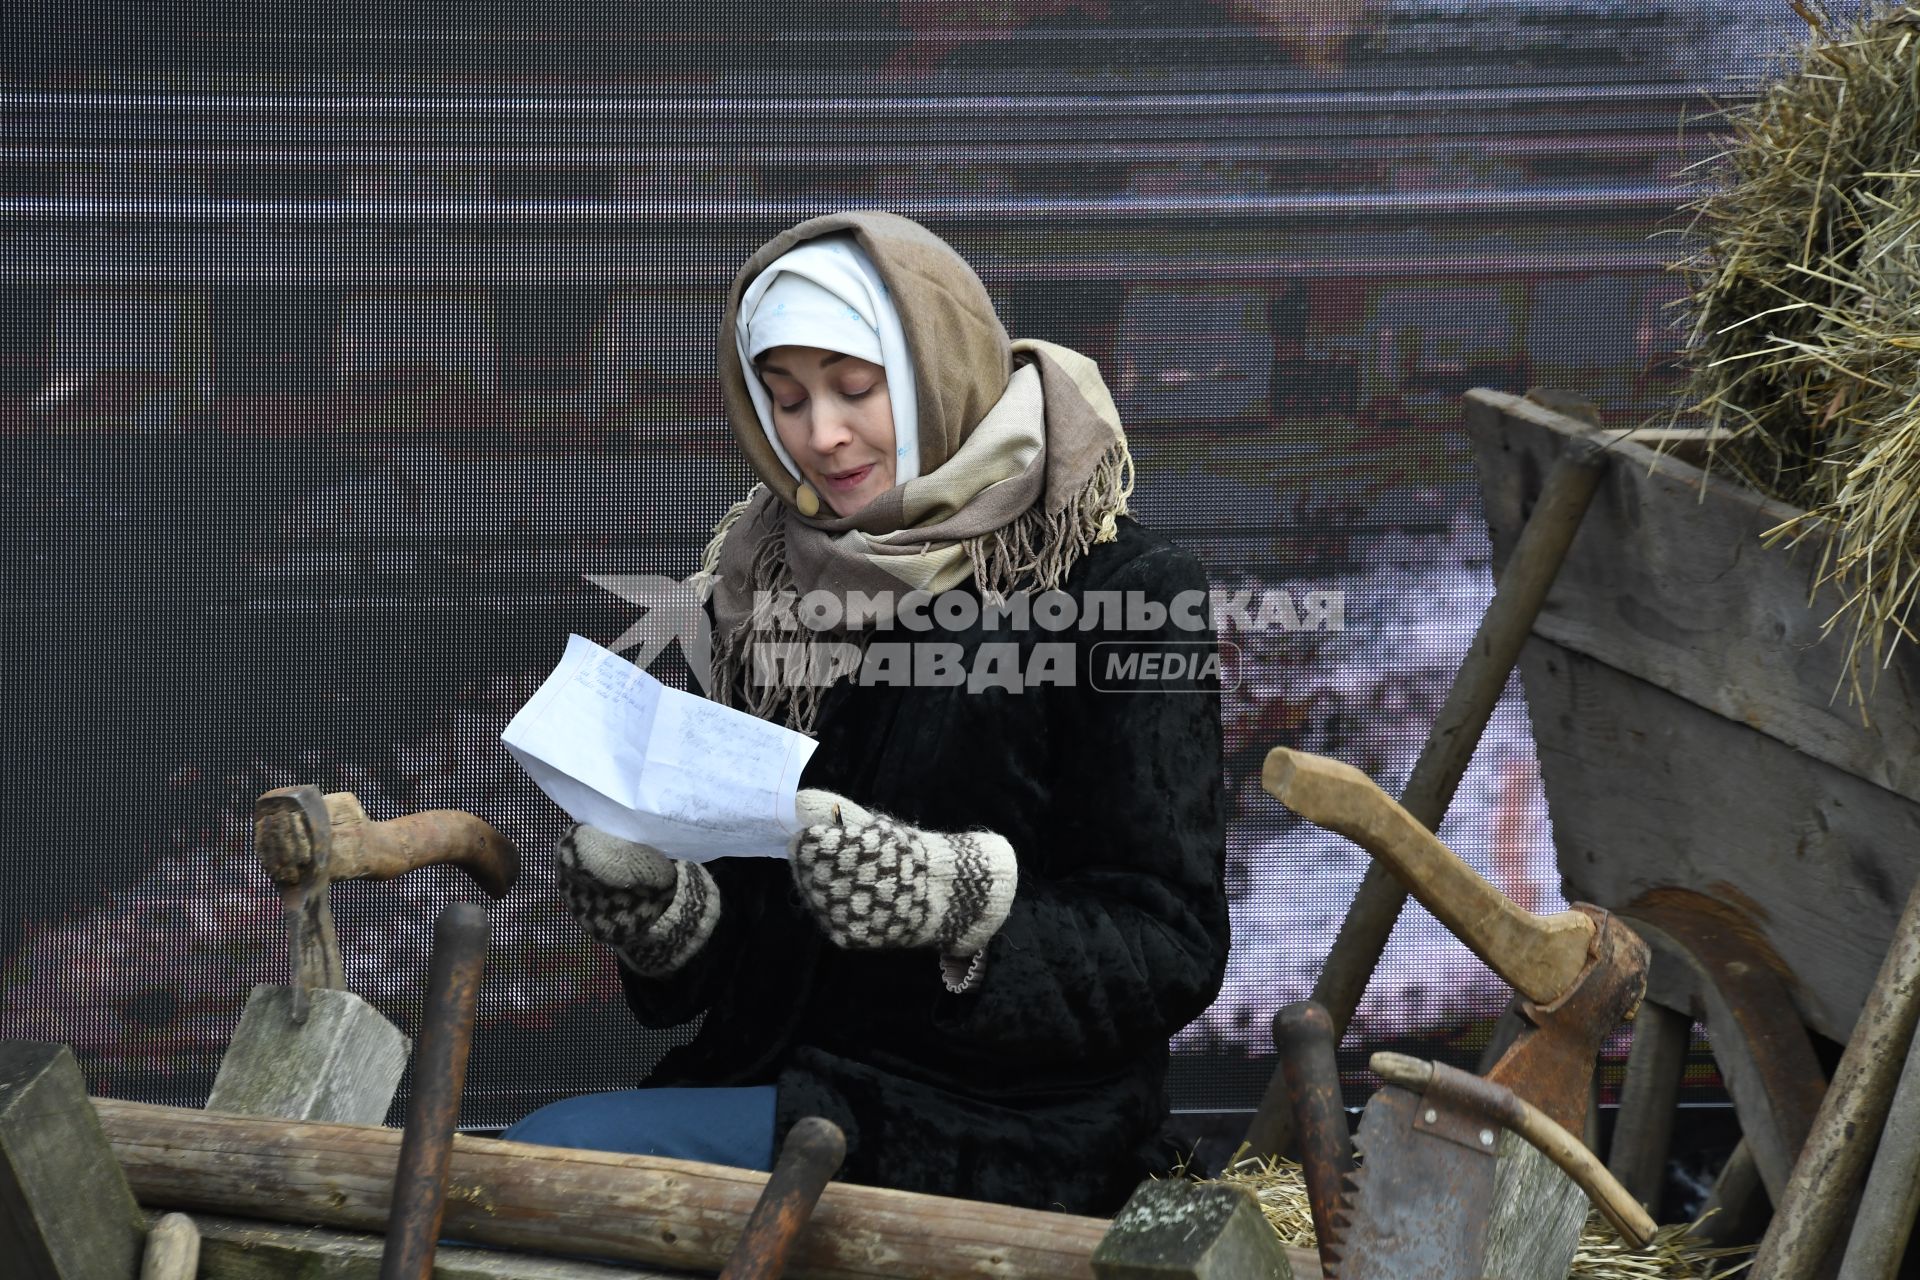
[95,1098,1322,1279]
[1692,1141,1769,1248]
[150,1211,678,1279]
[1753,872,1920,1278]
[1836,1019,1920,1278]
[0,1042,145,1279]
[1482,1133,1591,1280]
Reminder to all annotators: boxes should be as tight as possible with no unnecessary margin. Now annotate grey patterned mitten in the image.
[556,825,720,977]
[789,790,1018,976]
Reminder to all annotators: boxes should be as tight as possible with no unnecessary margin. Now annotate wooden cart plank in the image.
[1466,388,1920,808]
[1516,637,1918,1043]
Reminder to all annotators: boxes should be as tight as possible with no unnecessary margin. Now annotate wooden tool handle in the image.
[1755,871,1920,1278]
[1265,747,1594,1005]
[323,793,520,899]
[1371,1052,1656,1250]
[1309,433,1607,1038]
[140,1213,201,1280]
[380,901,489,1280]
[1276,1001,1351,1275]
[1837,1012,1920,1278]
[719,1116,846,1280]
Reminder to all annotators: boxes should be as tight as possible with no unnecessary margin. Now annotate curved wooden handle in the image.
[1371,1052,1657,1249]
[323,793,520,899]
[719,1116,847,1280]
[1264,747,1594,1004]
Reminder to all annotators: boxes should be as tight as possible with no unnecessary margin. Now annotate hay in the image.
[1204,1153,1755,1279]
[1672,1,1920,692]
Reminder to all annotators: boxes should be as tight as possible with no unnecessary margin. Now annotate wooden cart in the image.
[1465,388,1920,1226]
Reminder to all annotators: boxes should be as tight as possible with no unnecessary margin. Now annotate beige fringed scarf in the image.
[698,212,1135,734]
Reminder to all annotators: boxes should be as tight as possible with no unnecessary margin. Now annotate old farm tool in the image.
[205,785,518,1125]
[1755,870,1920,1279]
[1344,1053,1655,1262]
[1262,747,1651,1277]
[1244,418,1608,1163]
[255,784,518,1023]
[1273,1000,1353,1276]
[718,1116,847,1280]
[381,900,489,1280]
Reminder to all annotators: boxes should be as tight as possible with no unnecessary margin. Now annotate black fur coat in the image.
[619,517,1230,1215]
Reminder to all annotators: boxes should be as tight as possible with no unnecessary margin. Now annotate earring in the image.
[795,484,821,517]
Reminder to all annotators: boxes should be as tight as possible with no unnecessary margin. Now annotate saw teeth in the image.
[1317,1164,1367,1279]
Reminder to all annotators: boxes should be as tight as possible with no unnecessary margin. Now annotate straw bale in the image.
[1672,1,1920,688]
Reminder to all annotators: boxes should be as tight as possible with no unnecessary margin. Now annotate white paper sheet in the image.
[502,634,816,861]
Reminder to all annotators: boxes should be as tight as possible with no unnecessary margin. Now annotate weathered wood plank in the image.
[153,1211,681,1279]
[1466,387,1920,807]
[1515,637,1919,1043]
[206,985,410,1126]
[1483,1131,1590,1280]
[96,1098,1325,1280]
[0,1041,145,1280]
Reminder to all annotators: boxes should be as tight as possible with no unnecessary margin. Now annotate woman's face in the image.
[756,344,897,517]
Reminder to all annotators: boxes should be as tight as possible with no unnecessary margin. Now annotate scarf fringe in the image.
[707,441,1134,736]
[697,486,763,583]
[709,510,857,736]
[965,440,1134,607]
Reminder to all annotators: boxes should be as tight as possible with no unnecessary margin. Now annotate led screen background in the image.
[1,1,1834,1127]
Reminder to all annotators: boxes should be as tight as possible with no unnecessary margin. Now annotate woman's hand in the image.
[788,790,1018,973]
[556,825,721,977]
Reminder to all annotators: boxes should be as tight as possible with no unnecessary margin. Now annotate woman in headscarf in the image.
[511,211,1229,1215]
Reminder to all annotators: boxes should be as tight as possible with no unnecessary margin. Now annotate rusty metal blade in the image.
[1328,1086,1495,1280]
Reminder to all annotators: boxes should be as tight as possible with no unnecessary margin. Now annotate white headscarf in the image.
[734,234,921,487]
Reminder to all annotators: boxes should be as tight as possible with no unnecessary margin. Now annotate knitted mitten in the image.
[556,825,720,977]
[788,790,1018,973]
